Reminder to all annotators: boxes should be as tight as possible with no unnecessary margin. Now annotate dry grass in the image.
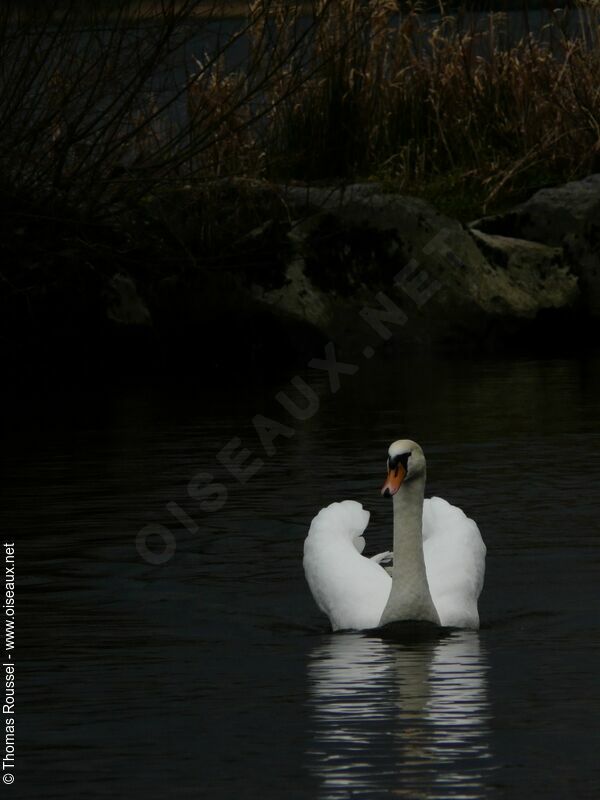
[3,0,600,231]
[260,1,600,214]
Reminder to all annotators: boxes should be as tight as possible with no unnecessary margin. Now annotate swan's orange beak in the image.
[381,463,406,497]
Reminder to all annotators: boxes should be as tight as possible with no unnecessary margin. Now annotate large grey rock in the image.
[252,184,578,348]
[471,175,600,315]
[469,229,576,312]
[107,273,151,326]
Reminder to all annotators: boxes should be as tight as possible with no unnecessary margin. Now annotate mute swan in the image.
[303,440,486,631]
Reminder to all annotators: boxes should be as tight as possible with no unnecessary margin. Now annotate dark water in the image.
[3,355,600,799]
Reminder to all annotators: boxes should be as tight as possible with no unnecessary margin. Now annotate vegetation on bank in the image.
[2,2,600,226]
[2,0,600,367]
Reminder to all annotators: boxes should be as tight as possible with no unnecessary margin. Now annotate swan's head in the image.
[381,439,425,497]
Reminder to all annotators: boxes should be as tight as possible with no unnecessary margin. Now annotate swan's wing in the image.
[303,500,392,632]
[422,497,486,629]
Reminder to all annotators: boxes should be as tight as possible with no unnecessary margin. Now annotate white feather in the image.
[423,497,486,629]
[303,501,392,632]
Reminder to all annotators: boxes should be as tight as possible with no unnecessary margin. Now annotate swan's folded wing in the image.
[422,496,486,629]
[303,500,392,631]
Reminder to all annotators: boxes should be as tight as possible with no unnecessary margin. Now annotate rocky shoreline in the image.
[3,175,599,379]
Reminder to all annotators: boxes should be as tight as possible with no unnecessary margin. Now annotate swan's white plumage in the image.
[303,497,486,631]
[423,497,486,629]
[303,501,391,632]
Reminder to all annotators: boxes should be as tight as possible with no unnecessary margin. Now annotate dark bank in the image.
[2,1,600,381]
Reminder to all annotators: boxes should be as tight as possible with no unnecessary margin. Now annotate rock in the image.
[254,183,578,350]
[251,250,330,331]
[107,273,151,326]
[469,230,577,313]
[471,174,600,315]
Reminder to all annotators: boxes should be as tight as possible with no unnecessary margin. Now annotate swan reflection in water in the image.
[306,630,493,799]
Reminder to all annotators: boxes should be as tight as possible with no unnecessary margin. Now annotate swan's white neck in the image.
[379,471,440,626]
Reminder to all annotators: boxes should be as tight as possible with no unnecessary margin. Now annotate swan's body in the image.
[303,440,486,631]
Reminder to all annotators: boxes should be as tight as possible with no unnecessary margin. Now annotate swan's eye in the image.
[389,452,411,474]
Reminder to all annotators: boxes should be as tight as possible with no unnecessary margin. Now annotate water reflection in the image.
[307,631,492,799]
